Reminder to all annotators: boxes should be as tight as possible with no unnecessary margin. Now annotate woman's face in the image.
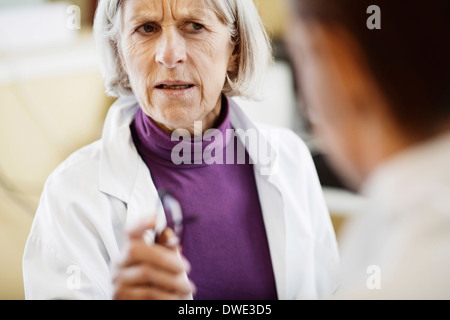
[120,0,235,134]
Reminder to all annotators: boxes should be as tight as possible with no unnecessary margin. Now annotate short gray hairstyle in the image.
[93,0,273,99]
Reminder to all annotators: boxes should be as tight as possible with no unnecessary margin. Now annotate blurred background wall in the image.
[0,0,112,299]
[0,0,363,299]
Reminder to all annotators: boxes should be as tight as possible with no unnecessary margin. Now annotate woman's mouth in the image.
[154,81,196,97]
[156,84,194,90]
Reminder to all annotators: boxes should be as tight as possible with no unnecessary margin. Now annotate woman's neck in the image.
[153,96,225,136]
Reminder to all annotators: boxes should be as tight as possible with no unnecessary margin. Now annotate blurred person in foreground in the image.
[285,0,450,299]
[22,0,339,300]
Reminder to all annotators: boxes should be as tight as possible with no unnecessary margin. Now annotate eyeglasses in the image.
[157,189,184,243]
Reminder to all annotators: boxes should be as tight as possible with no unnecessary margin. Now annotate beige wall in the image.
[0,72,112,299]
[0,24,112,297]
[256,0,288,39]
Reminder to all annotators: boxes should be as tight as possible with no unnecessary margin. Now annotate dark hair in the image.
[290,0,450,137]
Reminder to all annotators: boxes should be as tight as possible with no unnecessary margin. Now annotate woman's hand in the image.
[112,218,195,300]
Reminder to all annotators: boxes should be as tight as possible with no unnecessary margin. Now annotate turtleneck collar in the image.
[130,96,232,169]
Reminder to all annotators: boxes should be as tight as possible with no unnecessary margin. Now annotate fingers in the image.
[113,246,194,300]
[155,228,180,249]
[113,221,194,300]
[113,264,193,297]
[126,216,157,240]
[121,241,189,274]
[114,285,190,300]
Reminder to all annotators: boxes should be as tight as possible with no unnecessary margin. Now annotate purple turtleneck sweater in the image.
[130,99,278,300]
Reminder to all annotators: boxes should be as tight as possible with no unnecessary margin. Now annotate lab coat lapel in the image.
[254,174,287,300]
[228,98,288,300]
[98,95,167,234]
[126,159,167,235]
[98,95,139,203]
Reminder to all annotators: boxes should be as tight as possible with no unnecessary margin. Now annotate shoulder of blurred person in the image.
[334,132,450,300]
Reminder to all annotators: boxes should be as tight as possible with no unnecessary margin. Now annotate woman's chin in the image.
[157,116,198,134]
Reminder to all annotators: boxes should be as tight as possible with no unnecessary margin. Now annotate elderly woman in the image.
[23,0,338,300]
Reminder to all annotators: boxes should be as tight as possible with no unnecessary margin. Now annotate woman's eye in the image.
[137,23,156,34]
[186,22,205,32]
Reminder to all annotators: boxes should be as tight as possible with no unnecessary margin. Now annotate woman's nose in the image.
[155,30,187,69]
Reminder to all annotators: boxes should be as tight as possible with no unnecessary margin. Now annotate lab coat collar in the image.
[228,98,286,299]
[98,95,140,204]
[228,98,280,178]
[98,95,167,231]
[99,95,281,203]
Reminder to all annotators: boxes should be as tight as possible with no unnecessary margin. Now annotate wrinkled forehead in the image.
[121,0,215,23]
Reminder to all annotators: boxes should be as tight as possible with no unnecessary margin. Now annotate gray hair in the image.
[93,0,273,99]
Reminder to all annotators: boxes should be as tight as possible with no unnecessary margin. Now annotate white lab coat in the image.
[335,132,450,299]
[23,95,339,300]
